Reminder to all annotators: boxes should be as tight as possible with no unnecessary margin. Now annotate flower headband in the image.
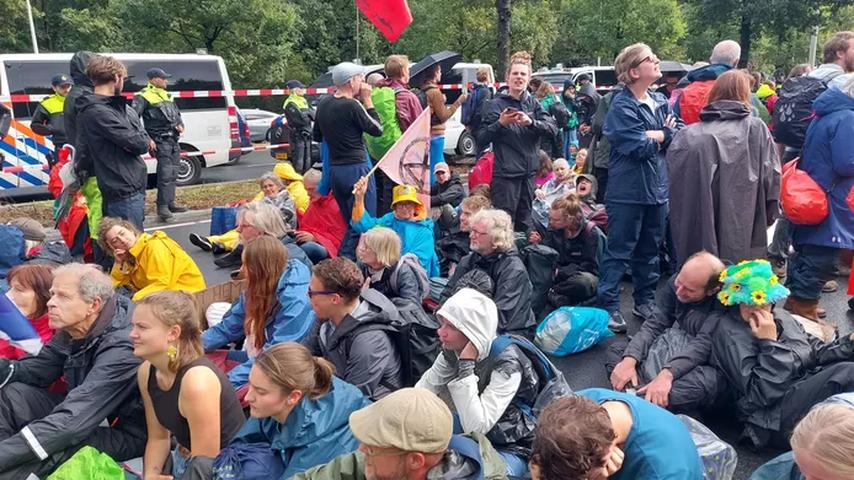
[717,259,790,306]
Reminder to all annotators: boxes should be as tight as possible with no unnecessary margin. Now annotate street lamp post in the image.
[25,0,40,54]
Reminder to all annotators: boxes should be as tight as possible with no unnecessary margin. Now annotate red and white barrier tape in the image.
[0,83,509,103]
[1,142,290,174]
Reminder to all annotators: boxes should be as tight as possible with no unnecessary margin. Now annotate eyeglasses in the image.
[633,54,660,68]
[469,228,489,236]
[307,289,337,298]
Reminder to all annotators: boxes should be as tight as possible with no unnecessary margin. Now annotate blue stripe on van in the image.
[18,171,45,186]
[0,177,17,189]
[0,140,44,166]
[19,136,52,157]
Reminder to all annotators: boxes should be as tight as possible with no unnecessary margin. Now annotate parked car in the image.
[266,115,320,165]
[532,66,618,94]
[242,108,280,142]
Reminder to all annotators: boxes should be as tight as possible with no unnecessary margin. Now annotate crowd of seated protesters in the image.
[8,38,854,480]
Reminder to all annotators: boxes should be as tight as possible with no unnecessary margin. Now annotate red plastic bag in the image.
[468,151,494,191]
[780,157,829,225]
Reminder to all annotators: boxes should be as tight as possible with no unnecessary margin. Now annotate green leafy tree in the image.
[555,0,686,65]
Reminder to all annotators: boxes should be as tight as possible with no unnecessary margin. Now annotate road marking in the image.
[145,219,211,232]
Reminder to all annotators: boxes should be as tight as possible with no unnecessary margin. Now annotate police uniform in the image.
[282,79,313,174]
[31,74,73,162]
[131,68,185,219]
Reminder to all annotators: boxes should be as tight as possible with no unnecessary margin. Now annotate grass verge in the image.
[0,180,259,226]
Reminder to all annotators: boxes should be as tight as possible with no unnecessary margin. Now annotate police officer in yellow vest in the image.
[282,79,313,174]
[31,74,73,163]
[132,67,187,221]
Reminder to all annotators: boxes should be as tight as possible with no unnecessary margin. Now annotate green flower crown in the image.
[717,259,790,306]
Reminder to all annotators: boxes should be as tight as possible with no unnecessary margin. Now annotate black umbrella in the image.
[409,51,462,87]
[659,60,690,75]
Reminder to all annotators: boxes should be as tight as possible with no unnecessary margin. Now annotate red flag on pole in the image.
[356,0,413,43]
[376,107,431,210]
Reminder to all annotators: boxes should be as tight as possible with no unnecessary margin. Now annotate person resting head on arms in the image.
[0,264,54,359]
[133,290,245,480]
[352,177,440,277]
[226,342,371,479]
[529,391,703,480]
[357,226,427,303]
[98,217,206,301]
[202,235,314,389]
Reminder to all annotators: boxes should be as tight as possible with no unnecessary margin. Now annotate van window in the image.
[124,59,226,110]
[594,69,618,88]
[4,59,68,118]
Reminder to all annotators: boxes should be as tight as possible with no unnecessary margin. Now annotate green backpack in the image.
[47,446,125,480]
[365,86,404,160]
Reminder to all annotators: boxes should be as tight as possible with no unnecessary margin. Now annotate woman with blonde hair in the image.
[223,342,370,478]
[202,235,314,388]
[667,69,780,267]
[357,226,427,302]
[132,291,245,480]
[750,399,854,479]
[596,42,681,333]
[99,217,206,301]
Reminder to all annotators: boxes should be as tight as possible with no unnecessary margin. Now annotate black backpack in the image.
[548,101,571,128]
[349,295,441,387]
[773,74,839,149]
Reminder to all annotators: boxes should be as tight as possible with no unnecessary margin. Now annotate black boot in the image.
[169,203,189,213]
[214,245,244,268]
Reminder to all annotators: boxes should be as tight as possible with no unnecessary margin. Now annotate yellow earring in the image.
[167,344,178,363]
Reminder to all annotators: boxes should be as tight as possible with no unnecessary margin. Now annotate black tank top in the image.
[147,357,245,450]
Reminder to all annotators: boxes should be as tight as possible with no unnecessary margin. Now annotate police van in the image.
[0,53,241,192]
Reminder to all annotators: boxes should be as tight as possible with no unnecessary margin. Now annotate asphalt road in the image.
[1,150,282,203]
[146,215,853,480]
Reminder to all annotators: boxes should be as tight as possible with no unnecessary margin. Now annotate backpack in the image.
[365,86,405,160]
[0,224,25,288]
[415,85,441,125]
[548,101,571,128]
[773,74,839,149]
[580,202,608,234]
[678,79,716,125]
[350,293,441,388]
[461,86,482,127]
[780,157,831,225]
[488,335,573,417]
[467,151,494,190]
[389,253,430,301]
[520,243,559,318]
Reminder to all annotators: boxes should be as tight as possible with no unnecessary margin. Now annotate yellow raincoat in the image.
[272,162,309,213]
[111,231,206,301]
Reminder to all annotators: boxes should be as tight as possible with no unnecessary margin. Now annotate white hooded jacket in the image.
[415,288,523,437]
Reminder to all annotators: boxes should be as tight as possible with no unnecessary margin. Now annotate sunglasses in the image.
[307,289,337,298]
[633,54,660,68]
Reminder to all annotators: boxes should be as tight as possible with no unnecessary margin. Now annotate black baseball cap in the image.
[286,80,305,89]
[51,74,73,86]
[146,68,172,79]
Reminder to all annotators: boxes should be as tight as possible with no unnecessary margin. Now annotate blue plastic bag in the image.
[534,306,613,356]
[210,206,239,236]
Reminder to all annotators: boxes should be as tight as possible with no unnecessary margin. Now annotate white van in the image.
[0,53,239,191]
[442,62,495,157]
[532,66,619,94]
